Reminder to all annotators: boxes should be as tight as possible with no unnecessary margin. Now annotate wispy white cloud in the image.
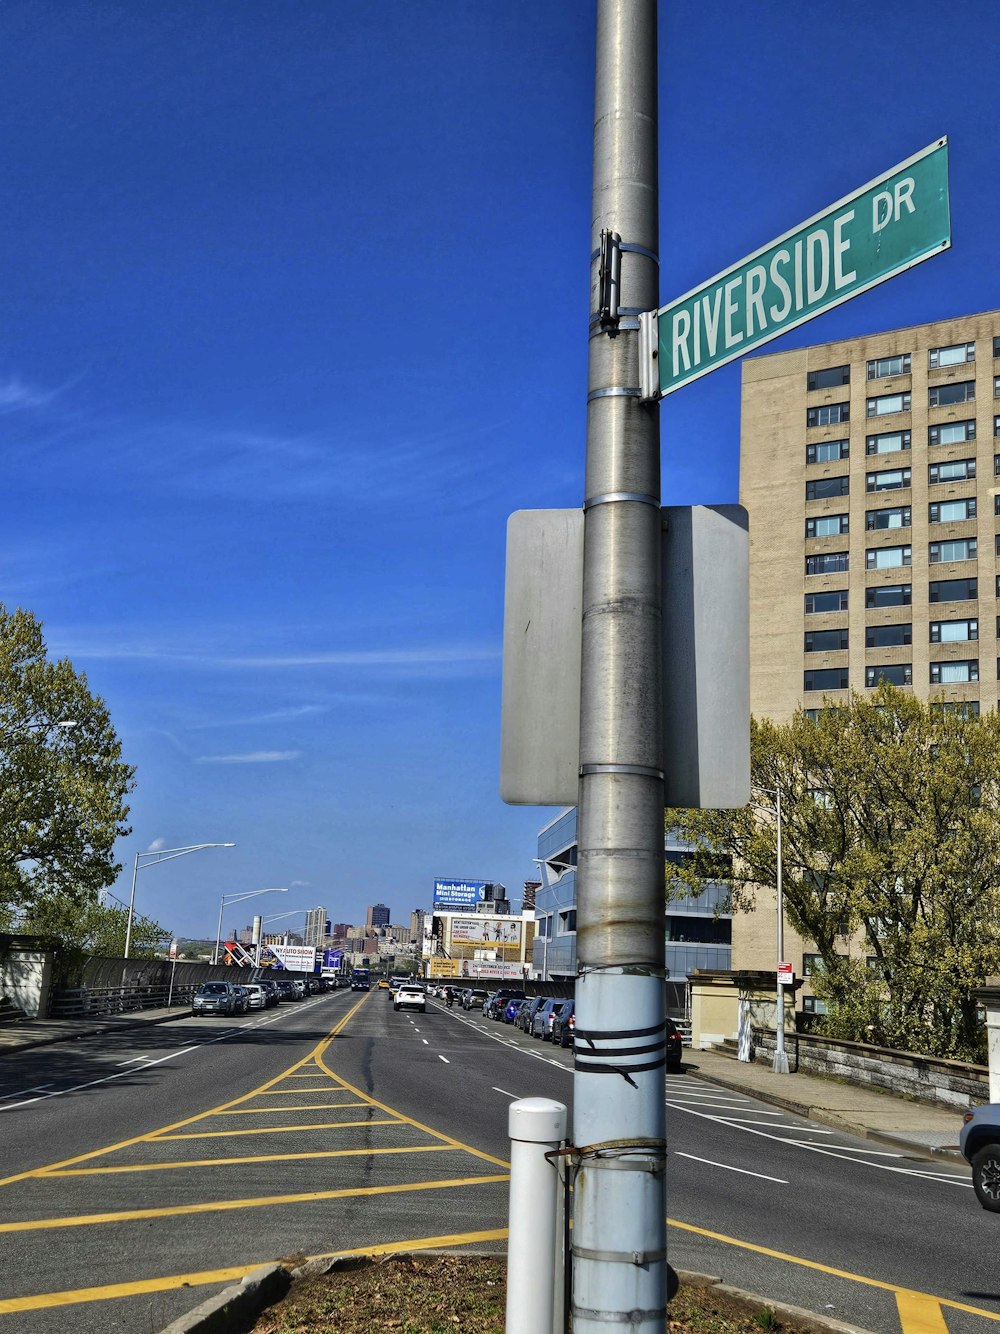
[50,639,500,672]
[195,750,302,765]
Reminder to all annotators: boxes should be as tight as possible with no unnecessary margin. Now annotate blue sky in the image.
[3,2,997,940]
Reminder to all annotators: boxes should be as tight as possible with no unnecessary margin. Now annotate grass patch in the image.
[248,1256,817,1333]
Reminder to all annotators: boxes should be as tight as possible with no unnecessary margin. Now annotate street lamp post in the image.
[124,842,235,959]
[214,888,288,966]
[254,909,306,965]
[751,784,788,1075]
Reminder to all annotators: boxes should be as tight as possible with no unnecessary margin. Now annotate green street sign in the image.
[640,138,951,398]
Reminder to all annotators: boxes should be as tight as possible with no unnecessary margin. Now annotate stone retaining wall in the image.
[752,1028,990,1110]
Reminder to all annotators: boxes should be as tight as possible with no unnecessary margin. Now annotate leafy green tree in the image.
[668,684,1000,1060]
[21,897,168,958]
[0,604,135,921]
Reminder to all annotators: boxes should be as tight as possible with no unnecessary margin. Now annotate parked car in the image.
[503,997,527,1024]
[275,979,297,1001]
[290,979,307,999]
[231,985,251,1014]
[243,984,267,1010]
[191,982,237,1017]
[961,1105,1000,1210]
[530,997,561,1039]
[462,988,488,1011]
[518,996,550,1034]
[259,980,280,1007]
[550,999,575,1047]
[394,984,426,1013]
[487,989,526,1020]
[666,1017,683,1073]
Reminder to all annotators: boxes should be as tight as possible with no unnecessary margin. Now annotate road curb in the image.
[690,1062,966,1164]
[159,1253,878,1334]
[157,1264,289,1334]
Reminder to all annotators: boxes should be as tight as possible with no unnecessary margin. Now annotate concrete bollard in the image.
[505,1097,568,1334]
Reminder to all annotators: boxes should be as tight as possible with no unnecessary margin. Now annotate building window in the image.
[557,910,576,934]
[867,663,912,687]
[866,467,910,492]
[995,418,1000,439]
[929,458,975,484]
[867,354,911,379]
[806,514,849,537]
[932,700,980,718]
[866,430,910,455]
[930,660,978,684]
[929,381,975,407]
[804,668,849,691]
[929,342,975,369]
[802,954,826,977]
[929,539,976,563]
[930,577,977,602]
[805,629,849,652]
[806,475,849,500]
[929,420,976,446]
[933,619,978,643]
[806,439,849,464]
[929,498,976,523]
[806,552,849,575]
[995,376,1000,398]
[808,403,850,427]
[802,996,829,1016]
[994,336,1000,358]
[866,584,911,608]
[867,392,910,417]
[866,506,910,531]
[866,545,911,570]
[805,590,848,614]
[866,623,911,648]
[808,365,850,390]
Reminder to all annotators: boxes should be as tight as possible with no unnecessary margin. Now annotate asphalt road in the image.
[1,990,998,1333]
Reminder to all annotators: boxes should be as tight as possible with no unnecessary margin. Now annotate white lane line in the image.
[0,1046,200,1112]
[116,1056,149,1067]
[422,1039,429,1045]
[667,1100,786,1115]
[710,1117,834,1132]
[436,1003,571,1073]
[438,1056,450,1064]
[493,1087,520,1100]
[674,1151,788,1184]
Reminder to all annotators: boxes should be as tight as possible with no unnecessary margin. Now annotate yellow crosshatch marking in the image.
[154,1118,403,1139]
[44,1144,455,1177]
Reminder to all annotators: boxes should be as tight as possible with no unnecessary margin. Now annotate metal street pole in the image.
[125,841,234,960]
[774,786,789,1074]
[572,4,666,1332]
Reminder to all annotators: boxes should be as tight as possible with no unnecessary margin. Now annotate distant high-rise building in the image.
[330,922,351,940]
[522,881,541,913]
[410,909,426,939]
[303,906,328,948]
[366,902,391,928]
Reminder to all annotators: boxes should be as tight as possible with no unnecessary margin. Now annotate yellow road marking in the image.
[669,1219,1000,1324]
[896,1291,950,1333]
[0,994,372,1189]
[0,1227,509,1315]
[313,1046,510,1169]
[44,1144,454,1176]
[0,1174,510,1234]
[155,1117,402,1140]
[216,1102,369,1114]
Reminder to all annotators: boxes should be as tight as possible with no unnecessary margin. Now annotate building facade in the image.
[303,907,329,948]
[531,808,733,983]
[741,309,1000,722]
[365,903,390,929]
[738,309,1000,1004]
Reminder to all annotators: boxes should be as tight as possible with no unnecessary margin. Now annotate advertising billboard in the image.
[449,917,522,947]
[433,877,489,909]
[270,944,317,973]
[322,948,343,976]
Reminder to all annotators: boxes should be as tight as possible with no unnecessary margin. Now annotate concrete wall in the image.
[1,947,54,1018]
[752,1028,990,1110]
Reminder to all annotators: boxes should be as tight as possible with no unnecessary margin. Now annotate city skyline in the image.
[4,4,999,937]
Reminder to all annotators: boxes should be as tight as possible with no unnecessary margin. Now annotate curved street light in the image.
[124,842,235,959]
[214,888,288,965]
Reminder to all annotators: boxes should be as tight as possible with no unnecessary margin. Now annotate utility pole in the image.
[572,3,666,1331]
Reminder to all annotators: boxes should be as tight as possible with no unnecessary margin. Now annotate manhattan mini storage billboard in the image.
[433,877,488,909]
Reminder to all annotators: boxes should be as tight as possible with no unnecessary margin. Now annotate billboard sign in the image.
[270,944,317,973]
[322,949,343,976]
[449,917,522,947]
[433,877,489,909]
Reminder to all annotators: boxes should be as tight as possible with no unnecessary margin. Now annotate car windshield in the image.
[202,984,228,994]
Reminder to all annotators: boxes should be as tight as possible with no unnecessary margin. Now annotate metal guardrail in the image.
[48,983,200,1018]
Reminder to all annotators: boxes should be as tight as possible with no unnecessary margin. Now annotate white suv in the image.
[394,985,426,1013]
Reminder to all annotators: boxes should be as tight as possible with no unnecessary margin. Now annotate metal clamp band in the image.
[584,491,660,510]
[573,1245,667,1265]
[590,316,640,336]
[586,386,643,401]
[590,242,659,264]
[580,763,665,780]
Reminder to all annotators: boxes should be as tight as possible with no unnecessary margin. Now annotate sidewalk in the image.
[683,1045,969,1162]
[0,1004,194,1053]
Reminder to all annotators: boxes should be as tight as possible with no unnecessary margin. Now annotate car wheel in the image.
[971,1145,1000,1211]
[560,1030,569,1048]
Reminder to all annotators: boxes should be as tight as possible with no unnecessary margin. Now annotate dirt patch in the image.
[248,1255,818,1333]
